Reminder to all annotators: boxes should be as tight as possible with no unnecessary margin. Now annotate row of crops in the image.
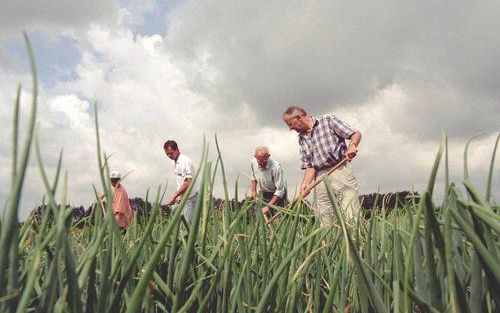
[1,35,499,313]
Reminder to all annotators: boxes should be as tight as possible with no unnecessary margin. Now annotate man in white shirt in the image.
[250,146,287,215]
[163,140,197,223]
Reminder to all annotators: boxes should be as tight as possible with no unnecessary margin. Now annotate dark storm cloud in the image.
[165,1,500,138]
[0,0,119,37]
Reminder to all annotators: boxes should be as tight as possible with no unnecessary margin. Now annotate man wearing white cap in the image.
[109,171,134,229]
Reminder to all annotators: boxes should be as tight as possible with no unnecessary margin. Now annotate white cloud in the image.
[334,85,499,199]
[1,22,220,219]
[119,0,158,28]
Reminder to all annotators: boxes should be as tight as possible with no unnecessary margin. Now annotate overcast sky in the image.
[1,0,498,220]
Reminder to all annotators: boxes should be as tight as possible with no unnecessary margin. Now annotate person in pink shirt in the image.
[109,170,134,230]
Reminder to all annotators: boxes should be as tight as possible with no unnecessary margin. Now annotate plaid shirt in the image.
[298,114,356,171]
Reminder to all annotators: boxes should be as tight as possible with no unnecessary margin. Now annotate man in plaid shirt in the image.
[283,105,362,225]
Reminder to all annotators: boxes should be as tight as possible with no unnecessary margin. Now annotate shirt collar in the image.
[174,153,182,165]
[298,116,318,139]
[256,158,271,170]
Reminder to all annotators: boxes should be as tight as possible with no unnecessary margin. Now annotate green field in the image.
[1,35,499,313]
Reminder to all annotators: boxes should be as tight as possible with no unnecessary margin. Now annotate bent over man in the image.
[250,146,287,215]
[283,105,362,226]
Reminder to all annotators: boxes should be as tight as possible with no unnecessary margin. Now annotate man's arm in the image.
[114,212,127,228]
[250,179,258,200]
[345,131,362,161]
[99,193,107,216]
[169,178,192,205]
[300,167,316,197]
[270,165,286,205]
[250,161,258,200]
[261,195,281,215]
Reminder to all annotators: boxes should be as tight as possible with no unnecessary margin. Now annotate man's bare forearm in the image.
[301,167,316,195]
[170,179,191,203]
[346,131,362,161]
[302,167,316,185]
[268,195,280,206]
[250,180,257,198]
[349,131,362,147]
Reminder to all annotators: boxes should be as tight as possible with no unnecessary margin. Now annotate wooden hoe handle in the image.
[266,158,348,225]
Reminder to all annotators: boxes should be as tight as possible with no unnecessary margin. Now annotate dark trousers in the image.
[262,191,287,207]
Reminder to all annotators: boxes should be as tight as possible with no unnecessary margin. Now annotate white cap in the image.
[110,171,121,179]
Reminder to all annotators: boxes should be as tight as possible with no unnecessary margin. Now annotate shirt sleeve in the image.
[299,141,312,170]
[114,212,128,228]
[250,160,257,181]
[182,158,194,180]
[116,188,133,227]
[273,163,286,198]
[113,189,122,214]
[113,188,125,213]
[326,114,356,139]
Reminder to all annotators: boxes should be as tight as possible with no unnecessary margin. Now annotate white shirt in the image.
[174,154,196,193]
[251,158,286,198]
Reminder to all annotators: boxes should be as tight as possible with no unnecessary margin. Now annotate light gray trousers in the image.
[172,192,198,224]
[313,162,361,227]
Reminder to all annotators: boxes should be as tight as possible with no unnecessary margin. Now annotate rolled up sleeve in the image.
[327,114,356,139]
[113,188,133,228]
[299,144,312,170]
[250,161,257,181]
[273,165,286,198]
[114,212,128,228]
[183,163,193,179]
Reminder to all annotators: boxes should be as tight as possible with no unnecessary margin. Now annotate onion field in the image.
[1,34,499,313]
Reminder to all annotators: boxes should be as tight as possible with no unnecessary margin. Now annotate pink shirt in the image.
[112,185,134,228]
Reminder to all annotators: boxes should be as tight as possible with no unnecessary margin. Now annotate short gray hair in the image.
[254,146,270,155]
[283,105,307,118]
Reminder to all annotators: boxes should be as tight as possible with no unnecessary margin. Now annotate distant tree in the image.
[31,191,421,222]
[359,191,420,217]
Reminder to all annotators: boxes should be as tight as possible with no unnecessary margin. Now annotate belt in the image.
[316,161,346,173]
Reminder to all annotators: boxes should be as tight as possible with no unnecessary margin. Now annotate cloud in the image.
[0,0,119,38]
[333,84,499,200]
[0,1,498,220]
[165,1,500,139]
[120,0,158,28]
[1,23,220,219]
